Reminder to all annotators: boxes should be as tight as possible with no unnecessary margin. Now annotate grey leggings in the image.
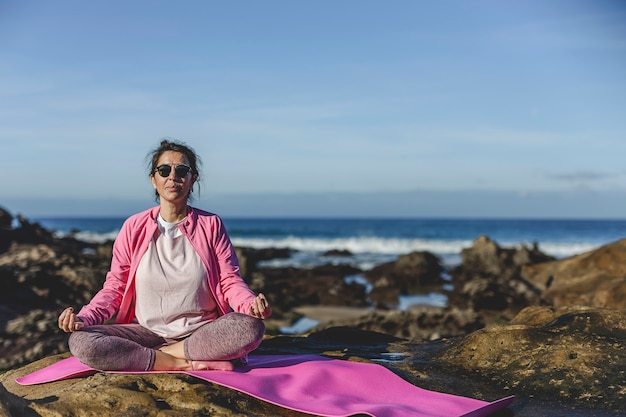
[68,312,265,371]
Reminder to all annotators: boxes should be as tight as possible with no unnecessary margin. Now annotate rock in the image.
[12,215,56,246]
[234,247,291,282]
[312,306,485,341]
[521,239,626,309]
[1,353,310,417]
[2,312,625,416]
[0,238,111,371]
[365,251,445,306]
[250,264,367,317]
[453,278,533,313]
[453,235,553,283]
[0,243,110,312]
[438,306,626,411]
[368,285,401,308]
[448,236,552,318]
[0,206,12,229]
[0,206,14,254]
[323,249,352,257]
[0,307,73,371]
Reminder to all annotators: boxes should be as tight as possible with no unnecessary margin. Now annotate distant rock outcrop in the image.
[448,235,554,319]
[365,251,445,308]
[521,239,626,309]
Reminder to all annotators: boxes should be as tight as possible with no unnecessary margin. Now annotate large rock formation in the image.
[439,306,626,412]
[2,307,625,416]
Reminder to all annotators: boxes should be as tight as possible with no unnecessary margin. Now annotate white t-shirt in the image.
[134,215,217,338]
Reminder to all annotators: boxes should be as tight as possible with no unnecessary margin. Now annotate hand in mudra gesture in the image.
[58,307,85,332]
[249,293,272,319]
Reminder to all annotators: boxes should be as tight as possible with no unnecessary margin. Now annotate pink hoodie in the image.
[77,206,256,326]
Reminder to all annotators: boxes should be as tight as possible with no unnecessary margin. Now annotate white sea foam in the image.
[534,242,600,258]
[231,236,473,256]
[56,230,603,269]
[54,230,120,244]
[231,236,600,262]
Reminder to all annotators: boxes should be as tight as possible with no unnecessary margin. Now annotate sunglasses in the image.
[154,164,192,178]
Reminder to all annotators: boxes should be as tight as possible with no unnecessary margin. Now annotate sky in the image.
[1,0,626,218]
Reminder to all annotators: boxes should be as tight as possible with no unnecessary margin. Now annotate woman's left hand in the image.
[249,293,272,319]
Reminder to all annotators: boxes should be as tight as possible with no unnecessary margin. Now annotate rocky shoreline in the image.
[1,205,625,416]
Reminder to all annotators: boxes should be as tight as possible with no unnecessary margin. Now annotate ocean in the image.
[32,216,626,270]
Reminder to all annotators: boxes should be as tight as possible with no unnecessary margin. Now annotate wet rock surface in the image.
[1,204,625,416]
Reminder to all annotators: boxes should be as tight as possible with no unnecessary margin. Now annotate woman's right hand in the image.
[58,307,85,332]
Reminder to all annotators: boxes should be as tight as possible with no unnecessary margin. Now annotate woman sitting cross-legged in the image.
[58,138,271,372]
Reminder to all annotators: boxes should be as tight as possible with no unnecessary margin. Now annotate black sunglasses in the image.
[154,164,192,178]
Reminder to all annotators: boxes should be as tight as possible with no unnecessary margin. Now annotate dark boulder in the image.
[448,235,553,318]
[250,263,367,317]
[365,251,445,307]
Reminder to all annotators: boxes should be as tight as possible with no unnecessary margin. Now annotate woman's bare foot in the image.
[190,360,234,371]
[152,339,234,371]
[152,349,193,371]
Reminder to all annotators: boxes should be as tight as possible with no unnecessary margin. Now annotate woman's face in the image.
[150,151,196,205]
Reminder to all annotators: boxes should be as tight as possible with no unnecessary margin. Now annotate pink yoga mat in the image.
[17,354,514,417]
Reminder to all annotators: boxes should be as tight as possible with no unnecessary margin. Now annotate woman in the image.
[58,139,271,372]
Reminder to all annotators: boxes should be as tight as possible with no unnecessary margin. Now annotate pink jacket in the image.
[77,206,256,326]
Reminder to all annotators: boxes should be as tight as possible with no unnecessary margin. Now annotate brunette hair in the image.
[147,138,202,202]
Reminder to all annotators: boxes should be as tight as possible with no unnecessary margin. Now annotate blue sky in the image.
[1,0,625,218]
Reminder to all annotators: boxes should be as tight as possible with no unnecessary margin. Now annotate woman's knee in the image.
[252,317,266,340]
[228,312,266,341]
[68,330,99,364]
